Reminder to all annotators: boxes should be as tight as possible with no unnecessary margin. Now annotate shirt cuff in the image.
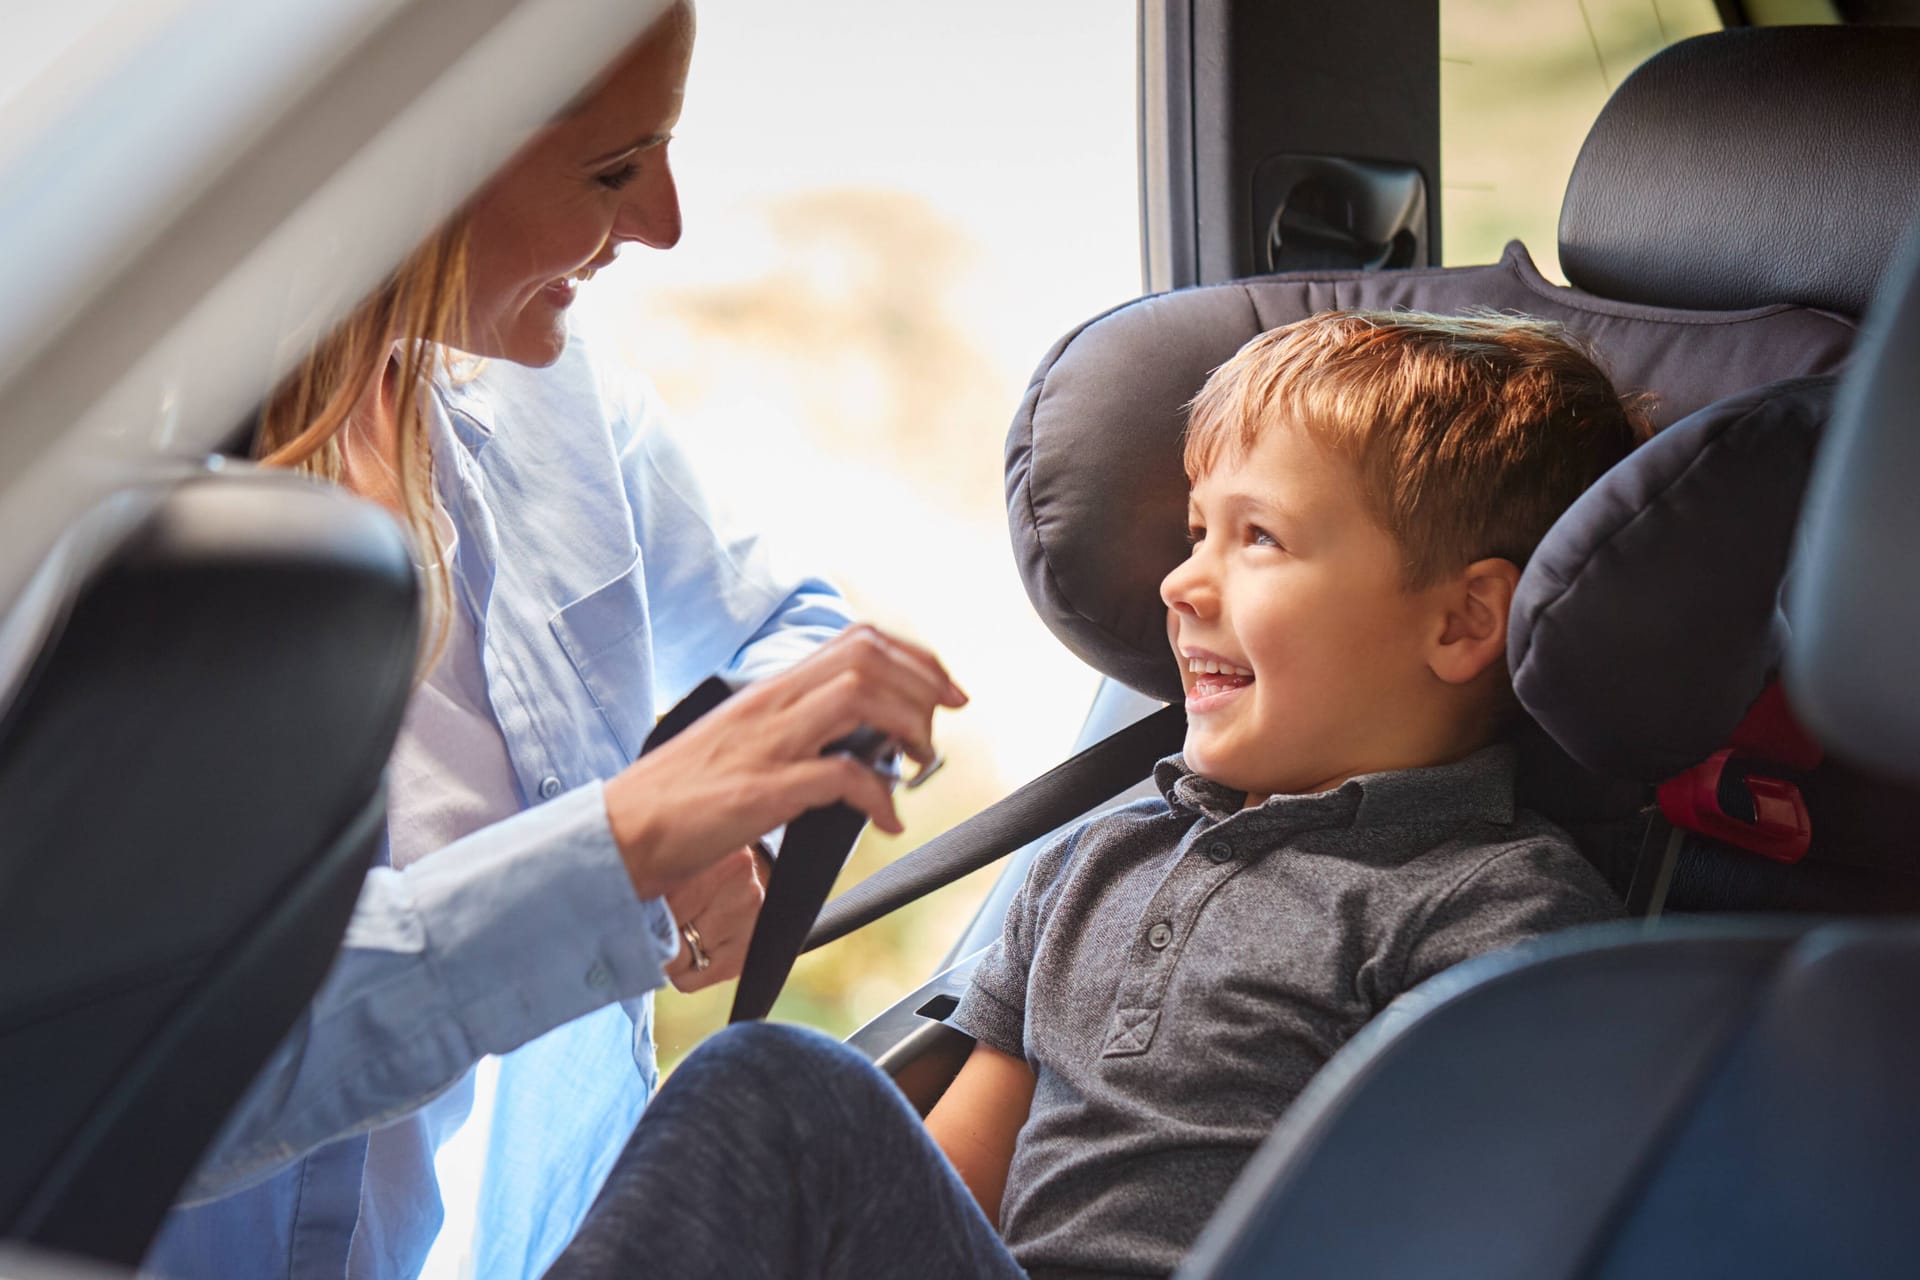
[950,978,1026,1062]
[404,779,680,1055]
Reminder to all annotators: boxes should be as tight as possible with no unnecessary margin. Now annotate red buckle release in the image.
[1656,748,1812,864]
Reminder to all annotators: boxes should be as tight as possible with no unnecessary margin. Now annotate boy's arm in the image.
[924,1040,1038,1225]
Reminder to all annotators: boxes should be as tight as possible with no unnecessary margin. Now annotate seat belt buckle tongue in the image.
[1656,748,1812,863]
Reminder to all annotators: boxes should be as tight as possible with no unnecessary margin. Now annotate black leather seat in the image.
[0,468,416,1265]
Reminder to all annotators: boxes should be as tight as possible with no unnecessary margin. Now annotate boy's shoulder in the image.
[1387,806,1621,995]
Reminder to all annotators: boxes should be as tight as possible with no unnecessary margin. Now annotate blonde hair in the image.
[1184,308,1653,587]
[255,222,471,670]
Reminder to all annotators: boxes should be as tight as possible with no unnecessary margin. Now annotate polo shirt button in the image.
[1206,840,1234,863]
[1148,922,1173,950]
[539,775,563,799]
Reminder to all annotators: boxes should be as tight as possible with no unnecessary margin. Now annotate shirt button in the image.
[1148,922,1173,950]
[539,775,563,799]
[1207,840,1234,863]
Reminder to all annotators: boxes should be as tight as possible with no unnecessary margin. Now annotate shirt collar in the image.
[435,371,495,455]
[1154,743,1517,835]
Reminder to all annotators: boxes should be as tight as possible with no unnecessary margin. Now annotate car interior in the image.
[3,1,1919,1277]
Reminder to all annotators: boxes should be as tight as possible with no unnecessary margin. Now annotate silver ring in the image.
[680,921,711,973]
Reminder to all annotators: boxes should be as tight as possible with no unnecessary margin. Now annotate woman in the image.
[147,5,964,1277]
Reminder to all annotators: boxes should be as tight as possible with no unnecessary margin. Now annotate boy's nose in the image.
[1160,556,1215,618]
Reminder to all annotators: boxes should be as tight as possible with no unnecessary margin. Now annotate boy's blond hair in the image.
[1184,309,1653,587]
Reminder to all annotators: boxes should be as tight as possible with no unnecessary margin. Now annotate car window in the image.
[1440,0,1723,277]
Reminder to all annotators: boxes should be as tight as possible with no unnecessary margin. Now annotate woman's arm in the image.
[181,782,676,1203]
[924,1041,1038,1225]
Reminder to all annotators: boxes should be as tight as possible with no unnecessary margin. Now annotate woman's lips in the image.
[539,278,578,307]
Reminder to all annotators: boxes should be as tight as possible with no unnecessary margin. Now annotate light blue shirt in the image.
[146,330,852,1279]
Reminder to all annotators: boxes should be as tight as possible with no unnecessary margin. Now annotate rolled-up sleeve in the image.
[181,780,677,1203]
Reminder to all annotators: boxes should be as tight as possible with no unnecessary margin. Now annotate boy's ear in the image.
[1428,557,1521,686]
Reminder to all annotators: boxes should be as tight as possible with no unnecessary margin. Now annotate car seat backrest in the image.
[1560,26,1920,316]
[0,469,417,1264]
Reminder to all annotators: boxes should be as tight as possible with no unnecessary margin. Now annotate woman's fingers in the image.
[664,847,762,992]
[785,668,941,768]
[606,622,953,899]
[778,755,904,835]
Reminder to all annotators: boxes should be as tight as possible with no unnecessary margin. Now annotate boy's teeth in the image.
[1186,658,1253,678]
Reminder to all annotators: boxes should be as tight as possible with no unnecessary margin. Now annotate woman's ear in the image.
[1428,557,1520,686]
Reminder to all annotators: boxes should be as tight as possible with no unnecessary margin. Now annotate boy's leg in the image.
[545,1022,1025,1280]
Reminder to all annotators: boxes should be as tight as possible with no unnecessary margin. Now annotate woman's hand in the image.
[662,846,764,992]
[604,624,966,903]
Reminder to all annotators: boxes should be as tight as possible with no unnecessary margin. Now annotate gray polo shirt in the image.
[949,744,1620,1279]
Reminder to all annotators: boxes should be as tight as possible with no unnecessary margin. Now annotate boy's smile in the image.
[1161,423,1445,801]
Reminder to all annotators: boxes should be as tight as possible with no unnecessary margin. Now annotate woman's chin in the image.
[464,308,570,368]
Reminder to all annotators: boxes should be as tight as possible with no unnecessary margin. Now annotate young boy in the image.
[548,310,1650,1280]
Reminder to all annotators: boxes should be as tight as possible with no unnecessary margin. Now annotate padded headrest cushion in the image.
[1008,244,1852,701]
[1560,26,1920,317]
[1511,377,1833,783]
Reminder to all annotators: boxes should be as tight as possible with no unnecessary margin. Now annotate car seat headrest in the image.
[1510,377,1833,783]
[1560,26,1920,317]
[1007,245,1852,703]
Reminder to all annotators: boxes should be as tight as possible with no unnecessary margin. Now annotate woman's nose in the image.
[614,155,682,250]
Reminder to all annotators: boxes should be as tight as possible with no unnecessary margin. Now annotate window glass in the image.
[1440,0,1721,278]
[576,0,1139,1059]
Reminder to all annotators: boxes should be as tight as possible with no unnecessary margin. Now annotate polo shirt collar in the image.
[1154,743,1517,834]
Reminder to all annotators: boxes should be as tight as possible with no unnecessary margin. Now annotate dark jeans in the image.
[546,1022,1027,1279]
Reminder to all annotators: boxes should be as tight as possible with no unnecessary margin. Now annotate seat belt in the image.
[638,678,1185,1023]
[800,702,1187,954]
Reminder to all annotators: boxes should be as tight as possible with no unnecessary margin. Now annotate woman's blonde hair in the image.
[255,222,472,670]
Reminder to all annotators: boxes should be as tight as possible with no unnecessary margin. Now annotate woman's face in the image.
[460,4,693,366]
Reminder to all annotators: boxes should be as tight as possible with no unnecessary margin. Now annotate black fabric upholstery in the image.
[1511,377,1832,783]
[1007,241,1853,705]
[0,471,417,1263]
[1789,217,1920,783]
[1179,920,1920,1280]
[1559,26,1920,316]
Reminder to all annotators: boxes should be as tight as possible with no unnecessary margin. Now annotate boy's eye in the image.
[595,161,642,191]
[1249,525,1281,549]
[1185,526,1205,549]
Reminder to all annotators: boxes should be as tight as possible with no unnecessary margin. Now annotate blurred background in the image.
[430,2,1723,1273]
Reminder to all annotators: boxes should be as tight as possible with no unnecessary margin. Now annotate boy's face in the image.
[1160,423,1446,799]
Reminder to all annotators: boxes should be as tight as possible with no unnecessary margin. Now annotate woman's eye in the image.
[1185,526,1205,550]
[595,162,641,191]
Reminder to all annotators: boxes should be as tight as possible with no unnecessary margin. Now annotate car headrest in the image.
[1560,26,1920,317]
[1510,376,1833,783]
[1007,244,1853,702]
